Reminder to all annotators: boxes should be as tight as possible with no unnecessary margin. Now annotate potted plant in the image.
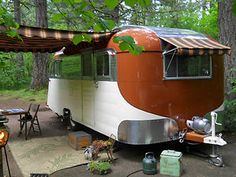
[88,161,112,175]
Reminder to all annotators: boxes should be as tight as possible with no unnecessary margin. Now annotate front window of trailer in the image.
[49,60,62,78]
[163,54,212,80]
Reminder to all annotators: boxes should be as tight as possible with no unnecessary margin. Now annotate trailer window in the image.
[82,52,93,77]
[49,60,61,78]
[61,55,81,79]
[96,54,109,76]
[95,50,116,81]
[163,54,212,79]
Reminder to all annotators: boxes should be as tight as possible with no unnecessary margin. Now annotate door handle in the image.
[94,81,98,88]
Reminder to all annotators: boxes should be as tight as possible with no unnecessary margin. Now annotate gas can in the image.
[142,152,157,175]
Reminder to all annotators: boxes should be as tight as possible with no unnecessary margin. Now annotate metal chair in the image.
[18,104,41,140]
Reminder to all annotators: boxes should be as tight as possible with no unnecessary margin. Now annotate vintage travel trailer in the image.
[0,25,231,146]
[47,26,231,145]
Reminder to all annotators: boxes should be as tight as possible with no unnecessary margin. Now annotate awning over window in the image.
[160,36,231,56]
[0,25,113,54]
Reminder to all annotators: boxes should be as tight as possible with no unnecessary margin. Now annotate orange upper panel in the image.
[108,28,162,52]
[107,28,224,130]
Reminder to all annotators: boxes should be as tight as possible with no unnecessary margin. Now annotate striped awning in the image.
[160,36,231,56]
[0,25,113,54]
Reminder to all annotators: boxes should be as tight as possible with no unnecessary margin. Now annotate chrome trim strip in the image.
[118,118,179,145]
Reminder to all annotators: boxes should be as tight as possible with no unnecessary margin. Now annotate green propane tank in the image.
[143,152,157,175]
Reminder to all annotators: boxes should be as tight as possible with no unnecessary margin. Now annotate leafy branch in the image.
[113,35,144,55]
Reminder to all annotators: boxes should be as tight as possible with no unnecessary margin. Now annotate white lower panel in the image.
[47,79,178,144]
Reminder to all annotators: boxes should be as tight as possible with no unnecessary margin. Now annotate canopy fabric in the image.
[0,25,113,54]
[160,36,231,56]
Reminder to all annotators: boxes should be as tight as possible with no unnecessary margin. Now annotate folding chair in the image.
[18,104,41,140]
[28,104,42,138]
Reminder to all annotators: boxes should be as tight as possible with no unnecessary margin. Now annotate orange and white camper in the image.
[47,26,230,145]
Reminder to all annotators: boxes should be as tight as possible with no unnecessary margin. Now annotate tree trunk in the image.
[14,0,24,82]
[219,0,236,100]
[32,53,49,89]
[31,0,49,89]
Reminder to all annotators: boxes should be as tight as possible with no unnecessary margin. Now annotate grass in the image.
[0,88,48,103]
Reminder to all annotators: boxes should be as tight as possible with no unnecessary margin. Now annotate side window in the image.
[82,52,93,78]
[49,60,62,78]
[164,54,212,79]
[96,54,109,76]
[61,55,81,79]
[95,50,116,81]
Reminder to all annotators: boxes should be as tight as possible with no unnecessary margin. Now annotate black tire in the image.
[68,118,80,131]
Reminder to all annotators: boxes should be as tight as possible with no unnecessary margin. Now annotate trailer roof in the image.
[117,25,231,55]
[116,25,206,38]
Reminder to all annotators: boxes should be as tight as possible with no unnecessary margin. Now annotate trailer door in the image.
[81,51,95,127]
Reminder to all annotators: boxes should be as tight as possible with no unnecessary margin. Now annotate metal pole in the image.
[0,147,3,177]
[210,112,217,158]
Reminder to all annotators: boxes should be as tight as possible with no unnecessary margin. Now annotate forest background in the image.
[0,0,236,131]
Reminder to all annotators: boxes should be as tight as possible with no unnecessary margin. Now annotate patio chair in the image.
[18,104,42,140]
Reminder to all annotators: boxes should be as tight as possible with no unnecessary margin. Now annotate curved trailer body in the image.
[47,26,230,145]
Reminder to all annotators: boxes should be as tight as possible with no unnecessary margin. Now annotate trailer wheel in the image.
[69,118,80,131]
[63,108,79,131]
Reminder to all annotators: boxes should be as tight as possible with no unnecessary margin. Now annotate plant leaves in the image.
[51,13,65,22]
[114,35,135,44]
[113,36,144,55]
[72,35,83,45]
[233,0,236,16]
[74,0,82,3]
[82,33,92,42]
[119,42,130,51]
[103,20,116,31]
[138,0,151,7]
[105,0,119,10]
[124,0,136,7]
[124,0,151,7]
[94,23,103,32]
[52,0,62,3]
[72,34,92,45]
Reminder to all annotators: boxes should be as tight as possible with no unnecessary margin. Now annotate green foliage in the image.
[0,88,47,103]
[88,161,111,175]
[125,0,151,7]
[0,52,32,89]
[233,0,236,16]
[140,1,219,39]
[0,0,226,90]
[105,0,119,10]
[222,68,236,132]
[72,34,92,45]
[0,3,20,38]
[222,100,236,132]
[113,36,144,55]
